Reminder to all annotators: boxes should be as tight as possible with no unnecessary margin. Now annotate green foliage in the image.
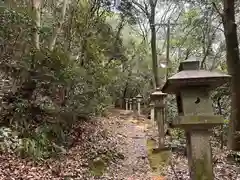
[0,125,67,160]
[18,124,67,160]
[0,0,153,160]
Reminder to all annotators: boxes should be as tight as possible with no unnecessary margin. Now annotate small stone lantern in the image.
[125,98,129,110]
[132,97,137,112]
[129,98,132,110]
[150,88,167,149]
[136,94,143,115]
[162,58,231,180]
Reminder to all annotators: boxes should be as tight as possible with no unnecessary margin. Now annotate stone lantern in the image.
[150,88,167,149]
[132,97,137,112]
[162,58,231,180]
[136,94,143,115]
[125,98,129,110]
[129,98,132,110]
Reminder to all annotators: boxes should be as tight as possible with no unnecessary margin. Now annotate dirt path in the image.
[110,110,151,179]
[101,109,166,180]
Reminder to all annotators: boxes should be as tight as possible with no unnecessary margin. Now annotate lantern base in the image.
[185,129,214,180]
[172,115,224,129]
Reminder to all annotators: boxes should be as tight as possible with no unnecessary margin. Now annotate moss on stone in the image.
[89,150,125,177]
[147,139,170,174]
[193,153,213,180]
[89,158,107,176]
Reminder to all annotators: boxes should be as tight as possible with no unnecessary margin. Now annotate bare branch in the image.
[132,0,149,17]
[212,2,224,19]
[200,22,222,69]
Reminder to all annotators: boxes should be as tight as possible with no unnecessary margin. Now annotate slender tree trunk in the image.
[217,97,224,149]
[222,0,240,150]
[49,0,68,51]
[166,20,170,81]
[131,0,160,88]
[149,3,160,88]
[115,15,125,44]
[107,15,126,64]
[64,5,75,52]
[31,0,41,50]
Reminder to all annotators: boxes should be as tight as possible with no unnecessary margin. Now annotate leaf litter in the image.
[0,109,239,179]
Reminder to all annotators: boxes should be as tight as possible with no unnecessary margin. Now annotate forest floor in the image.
[0,108,239,180]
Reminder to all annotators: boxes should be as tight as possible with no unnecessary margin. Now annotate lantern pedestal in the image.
[151,89,167,150]
[129,99,132,110]
[175,115,224,179]
[125,98,129,110]
[137,99,141,115]
[132,98,137,113]
[185,129,213,179]
[150,103,154,121]
[136,94,143,115]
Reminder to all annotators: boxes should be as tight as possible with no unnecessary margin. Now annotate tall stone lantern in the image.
[162,58,231,180]
[150,88,167,149]
[136,94,143,115]
[125,98,129,110]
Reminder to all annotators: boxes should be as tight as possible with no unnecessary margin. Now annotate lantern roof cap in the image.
[151,87,167,96]
[162,59,231,94]
[136,94,143,98]
[178,57,200,71]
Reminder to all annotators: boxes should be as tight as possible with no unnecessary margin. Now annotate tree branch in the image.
[212,2,224,19]
[200,22,221,69]
[132,0,149,17]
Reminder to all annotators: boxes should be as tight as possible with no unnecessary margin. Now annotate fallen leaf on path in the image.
[152,176,167,180]
[129,119,139,124]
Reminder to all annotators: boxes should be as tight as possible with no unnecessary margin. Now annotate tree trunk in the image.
[31,0,41,50]
[217,97,224,149]
[107,14,126,63]
[222,0,240,150]
[149,4,160,88]
[49,0,68,51]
